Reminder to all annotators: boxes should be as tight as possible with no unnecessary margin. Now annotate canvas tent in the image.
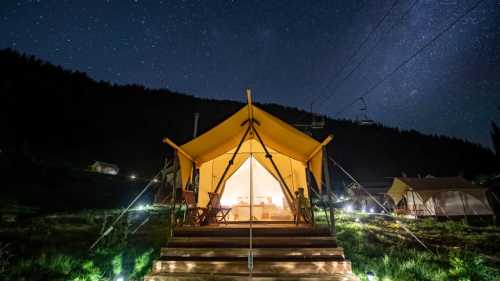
[387,176,493,217]
[164,90,333,221]
[89,161,119,175]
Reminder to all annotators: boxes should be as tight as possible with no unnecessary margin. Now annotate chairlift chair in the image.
[356,97,376,126]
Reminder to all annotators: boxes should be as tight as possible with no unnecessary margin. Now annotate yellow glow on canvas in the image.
[220,156,293,221]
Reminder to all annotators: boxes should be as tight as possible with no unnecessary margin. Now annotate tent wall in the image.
[404,191,435,216]
[198,153,250,208]
[403,190,494,217]
[431,191,493,216]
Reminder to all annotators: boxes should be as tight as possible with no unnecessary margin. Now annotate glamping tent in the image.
[387,176,493,217]
[164,91,333,222]
[89,161,119,175]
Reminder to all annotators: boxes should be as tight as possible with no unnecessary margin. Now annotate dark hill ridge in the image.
[1,48,496,182]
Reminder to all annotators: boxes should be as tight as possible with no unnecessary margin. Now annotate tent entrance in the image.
[220,156,294,221]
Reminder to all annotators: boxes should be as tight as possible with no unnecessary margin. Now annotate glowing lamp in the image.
[344,204,353,213]
[130,174,137,180]
[116,277,125,281]
[366,271,375,281]
[369,208,374,214]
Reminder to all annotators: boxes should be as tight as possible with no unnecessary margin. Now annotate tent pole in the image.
[307,169,330,230]
[322,147,335,236]
[210,124,252,197]
[251,125,295,213]
[433,196,450,219]
[170,152,179,237]
[459,192,469,224]
[419,194,434,217]
[410,191,417,218]
[201,123,252,224]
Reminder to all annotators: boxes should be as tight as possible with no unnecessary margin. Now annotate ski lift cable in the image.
[332,0,487,118]
[89,169,163,250]
[295,0,416,124]
[312,0,420,113]
[303,0,401,108]
[293,1,370,104]
[330,157,432,252]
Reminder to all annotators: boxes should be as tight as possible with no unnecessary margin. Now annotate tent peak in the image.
[246,88,254,122]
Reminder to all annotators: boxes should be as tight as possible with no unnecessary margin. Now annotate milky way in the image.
[1,0,499,147]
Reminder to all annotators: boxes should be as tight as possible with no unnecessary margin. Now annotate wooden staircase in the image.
[144,224,357,281]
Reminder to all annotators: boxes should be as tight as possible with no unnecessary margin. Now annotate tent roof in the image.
[164,90,332,191]
[179,105,325,165]
[387,176,488,204]
[398,176,482,191]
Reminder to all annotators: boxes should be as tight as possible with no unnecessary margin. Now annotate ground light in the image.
[344,204,353,213]
[115,276,125,281]
[136,204,149,211]
[366,271,375,281]
[130,174,137,180]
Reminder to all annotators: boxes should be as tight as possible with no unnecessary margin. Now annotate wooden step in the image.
[144,272,358,281]
[174,226,331,237]
[167,236,337,248]
[161,247,346,259]
[145,225,356,281]
[151,260,353,275]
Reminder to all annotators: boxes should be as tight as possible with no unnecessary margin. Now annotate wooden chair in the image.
[181,191,205,225]
[294,188,312,225]
[201,192,232,225]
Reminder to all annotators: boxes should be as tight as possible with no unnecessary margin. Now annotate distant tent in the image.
[89,161,119,175]
[387,176,493,217]
[164,91,333,221]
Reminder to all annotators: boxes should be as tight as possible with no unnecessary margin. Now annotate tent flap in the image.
[178,153,193,190]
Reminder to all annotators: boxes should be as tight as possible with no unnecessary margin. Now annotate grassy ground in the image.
[0,205,171,281]
[332,211,500,281]
[1,206,499,281]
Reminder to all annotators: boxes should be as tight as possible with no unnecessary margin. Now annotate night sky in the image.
[1,0,499,148]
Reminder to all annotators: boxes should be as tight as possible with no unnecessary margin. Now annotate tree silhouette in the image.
[0,48,496,183]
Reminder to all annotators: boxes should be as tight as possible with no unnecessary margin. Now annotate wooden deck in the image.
[145,224,357,281]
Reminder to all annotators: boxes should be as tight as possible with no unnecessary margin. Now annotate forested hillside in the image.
[1,49,497,183]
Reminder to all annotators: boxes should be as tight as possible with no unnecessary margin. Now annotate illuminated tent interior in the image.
[220,155,294,221]
[164,91,333,222]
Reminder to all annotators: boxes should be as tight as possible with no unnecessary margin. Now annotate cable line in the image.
[314,0,420,113]
[304,0,400,107]
[333,0,487,118]
[294,0,404,125]
[331,157,432,252]
[89,169,163,250]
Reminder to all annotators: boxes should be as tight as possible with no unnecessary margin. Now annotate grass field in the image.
[332,211,500,281]
[1,206,499,281]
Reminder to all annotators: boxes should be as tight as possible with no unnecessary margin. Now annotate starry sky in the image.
[1,0,500,148]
